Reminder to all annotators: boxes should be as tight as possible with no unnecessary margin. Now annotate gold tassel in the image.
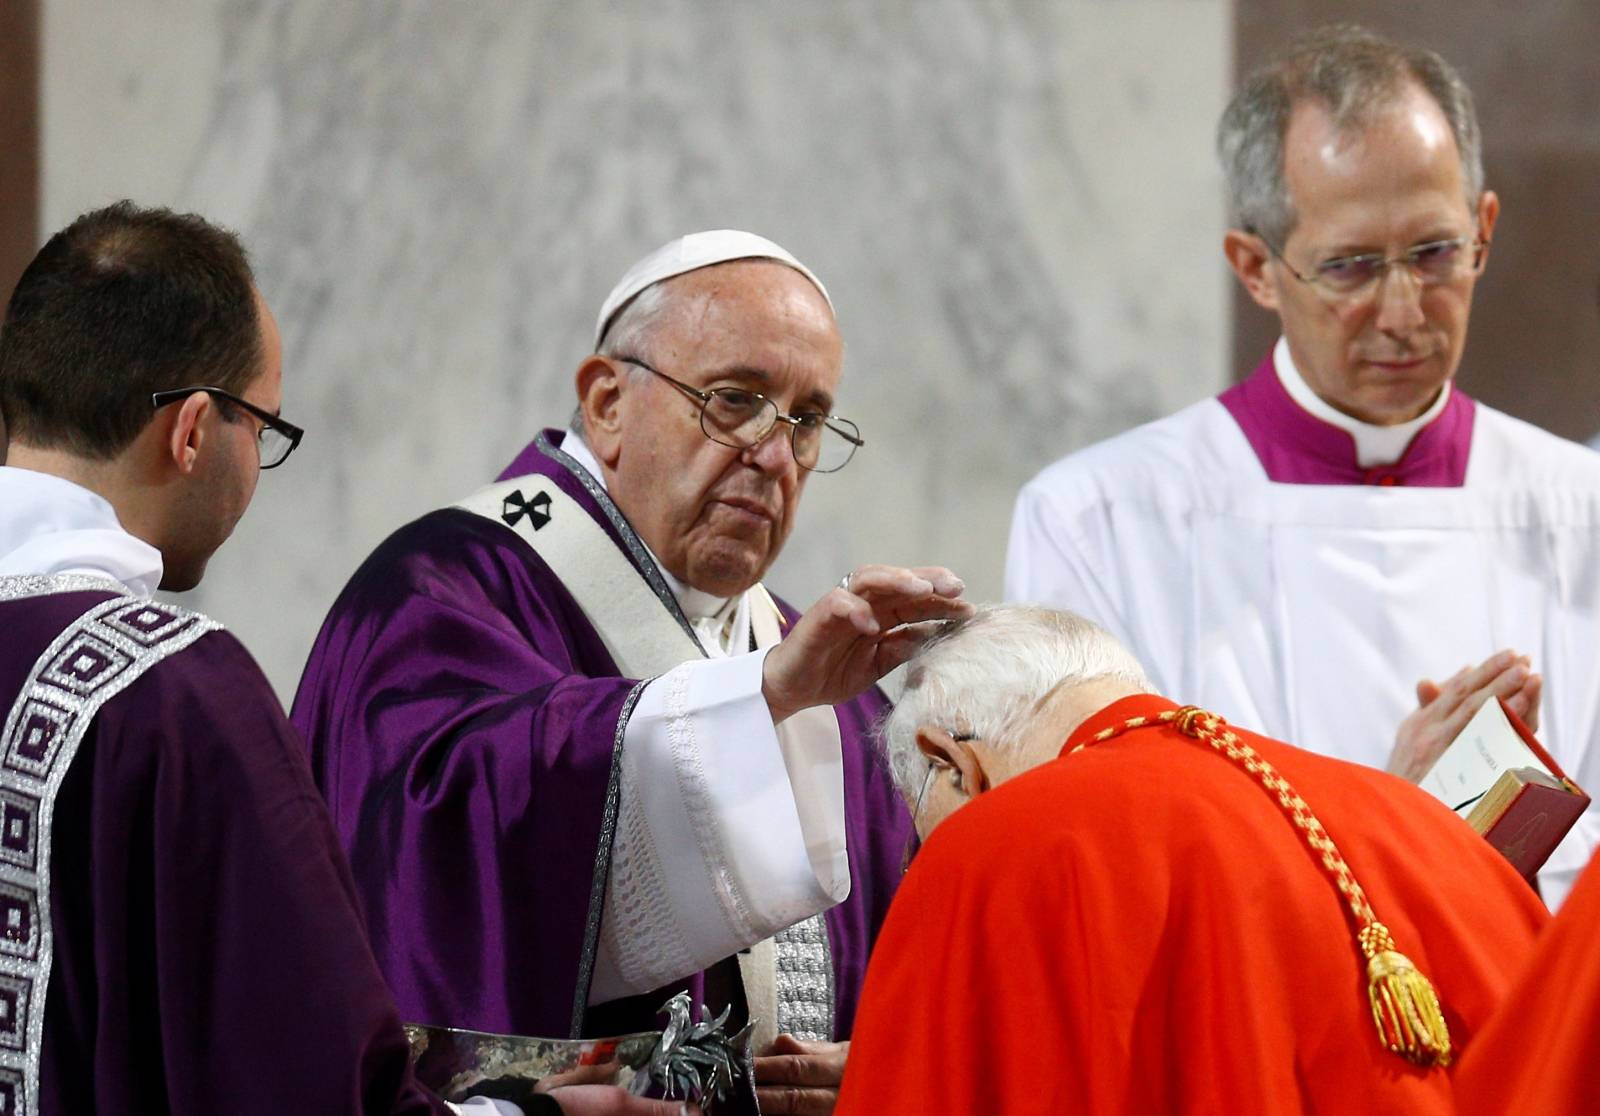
[1085,709,1458,1072]
[1359,923,1452,1067]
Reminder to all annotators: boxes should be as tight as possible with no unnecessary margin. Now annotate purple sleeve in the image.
[291,511,644,1038]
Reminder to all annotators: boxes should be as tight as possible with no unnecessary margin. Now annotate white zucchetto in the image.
[594,229,832,348]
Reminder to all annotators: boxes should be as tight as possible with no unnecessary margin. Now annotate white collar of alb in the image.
[1273,337,1451,468]
[560,430,736,623]
[0,465,164,597]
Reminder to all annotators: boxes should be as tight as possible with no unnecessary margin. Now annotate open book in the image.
[1419,698,1589,881]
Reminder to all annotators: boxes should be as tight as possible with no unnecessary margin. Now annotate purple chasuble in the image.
[1218,353,1476,486]
[291,430,911,1041]
[0,584,445,1115]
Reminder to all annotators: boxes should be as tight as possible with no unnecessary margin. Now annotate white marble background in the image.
[42,0,1230,699]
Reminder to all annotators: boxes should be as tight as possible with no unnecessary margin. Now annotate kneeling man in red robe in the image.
[836,606,1548,1115]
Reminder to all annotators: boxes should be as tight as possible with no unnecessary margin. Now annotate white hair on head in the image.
[596,280,673,368]
[570,282,673,437]
[881,604,1151,800]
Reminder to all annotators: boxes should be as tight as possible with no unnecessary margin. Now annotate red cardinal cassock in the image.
[836,694,1548,1116]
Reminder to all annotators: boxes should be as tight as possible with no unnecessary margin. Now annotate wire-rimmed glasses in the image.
[150,386,304,469]
[620,358,863,474]
[901,731,978,873]
[1256,231,1489,299]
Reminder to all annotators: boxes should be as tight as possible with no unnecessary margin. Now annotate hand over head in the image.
[761,566,973,723]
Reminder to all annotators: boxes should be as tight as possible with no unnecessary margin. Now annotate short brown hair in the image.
[0,201,262,457]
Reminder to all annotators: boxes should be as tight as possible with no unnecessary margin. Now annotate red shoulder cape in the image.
[835,695,1546,1115]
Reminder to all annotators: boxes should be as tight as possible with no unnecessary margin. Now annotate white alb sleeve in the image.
[588,647,848,1005]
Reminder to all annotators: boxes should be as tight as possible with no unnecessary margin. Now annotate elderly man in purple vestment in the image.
[1007,25,1600,905]
[293,229,972,1113]
[0,203,689,1116]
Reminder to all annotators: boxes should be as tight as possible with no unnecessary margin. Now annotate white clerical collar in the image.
[561,429,741,630]
[0,465,165,597]
[1272,336,1452,468]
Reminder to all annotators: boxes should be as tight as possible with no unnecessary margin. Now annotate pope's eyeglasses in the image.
[618,357,863,474]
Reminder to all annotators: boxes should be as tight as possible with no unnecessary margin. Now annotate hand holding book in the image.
[1419,698,1588,881]
[1389,650,1541,782]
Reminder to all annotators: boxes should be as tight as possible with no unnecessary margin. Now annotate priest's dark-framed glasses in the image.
[620,358,863,473]
[150,386,305,469]
[1255,231,1489,299]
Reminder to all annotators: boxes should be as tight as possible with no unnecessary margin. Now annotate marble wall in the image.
[42,1,1231,699]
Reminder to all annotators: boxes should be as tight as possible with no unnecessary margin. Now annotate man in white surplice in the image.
[1007,25,1600,906]
[293,230,972,1111]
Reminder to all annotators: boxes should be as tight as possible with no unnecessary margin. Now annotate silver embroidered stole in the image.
[746,586,834,1046]
[0,575,221,1115]
[769,920,833,1042]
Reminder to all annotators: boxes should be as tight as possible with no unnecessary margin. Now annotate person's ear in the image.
[165,392,212,475]
[1224,228,1281,312]
[575,356,628,468]
[1474,190,1500,273]
[914,725,990,799]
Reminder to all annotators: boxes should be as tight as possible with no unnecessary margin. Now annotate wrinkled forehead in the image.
[650,262,843,386]
[662,260,835,324]
[1281,88,1475,238]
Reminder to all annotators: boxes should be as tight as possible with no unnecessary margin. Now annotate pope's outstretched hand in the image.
[761,566,972,725]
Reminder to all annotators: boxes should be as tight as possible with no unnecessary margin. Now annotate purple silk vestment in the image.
[291,431,911,1041]
[0,585,445,1115]
[1219,353,1476,487]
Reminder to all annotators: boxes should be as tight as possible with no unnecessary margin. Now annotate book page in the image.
[1419,699,1552,817]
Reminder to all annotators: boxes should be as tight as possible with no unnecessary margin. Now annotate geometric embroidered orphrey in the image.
[773,913,835,1042]
[0,575,220,1116]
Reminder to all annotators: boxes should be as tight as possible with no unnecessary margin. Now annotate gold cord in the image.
[1077,706,1452,1067]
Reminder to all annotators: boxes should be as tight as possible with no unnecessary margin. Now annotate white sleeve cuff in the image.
[589,648,848,1004]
